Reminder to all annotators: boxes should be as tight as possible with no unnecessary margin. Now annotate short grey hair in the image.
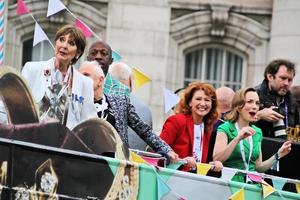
[108,62,132,82]
[81,60,104,78]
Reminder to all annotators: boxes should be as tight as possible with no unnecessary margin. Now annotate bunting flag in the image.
[296,183,300,194]
[130,151,147,164]
[163,88,180,113]
[271,178,286,191]
[196,163,211,176]
[229,188,245,200]
[33,22,50,47]
[157,173,171,199]
[262,180,276,199]
[112,50,122,61]
[140,155,161,167]
[47,0,66,17]
[132,67,151,90]
[247,173,263,183]
[0,0,4,65]
[221,168,236,181]
[167,160,187,170]
[17,0,30,15]
[74,19,93,38]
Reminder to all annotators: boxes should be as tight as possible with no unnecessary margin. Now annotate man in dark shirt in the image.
[255,59,300,138]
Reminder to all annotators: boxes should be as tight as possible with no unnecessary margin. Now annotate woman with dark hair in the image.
[160,82,222,172]
[22,25,97,129]
[213,87,291,182]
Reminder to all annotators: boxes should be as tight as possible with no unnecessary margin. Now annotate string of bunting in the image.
[16,0,121,60]
[131,153,300,200]
[130,151,187,199]
[20,0,147,97]
[223,167,300,199]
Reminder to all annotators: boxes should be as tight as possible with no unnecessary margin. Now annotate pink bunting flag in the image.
[141,155,161,166]
[75,19,93,38]
[247,173,263,183]
[17,0,30,15]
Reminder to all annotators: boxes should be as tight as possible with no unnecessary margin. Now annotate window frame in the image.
[184,44,247,90]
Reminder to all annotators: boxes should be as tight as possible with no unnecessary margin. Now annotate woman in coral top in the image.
[160,82,222,172]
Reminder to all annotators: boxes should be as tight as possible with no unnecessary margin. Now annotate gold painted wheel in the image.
[0,66,39,124]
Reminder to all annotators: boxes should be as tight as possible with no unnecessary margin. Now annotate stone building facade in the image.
[3,0,300,132]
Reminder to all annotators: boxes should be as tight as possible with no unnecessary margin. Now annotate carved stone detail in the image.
[210,4,231,37]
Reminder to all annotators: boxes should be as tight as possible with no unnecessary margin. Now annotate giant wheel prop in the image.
[0,66,39,124]
[0,66,139,199]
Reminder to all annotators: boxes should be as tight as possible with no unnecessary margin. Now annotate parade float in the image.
[0,66,300,200]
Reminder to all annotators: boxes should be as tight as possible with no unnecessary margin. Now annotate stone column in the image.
[269,0,300,84]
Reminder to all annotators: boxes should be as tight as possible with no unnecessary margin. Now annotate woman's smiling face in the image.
[55,33,78,65]
[238,91,260,123]
[189,89,212,122]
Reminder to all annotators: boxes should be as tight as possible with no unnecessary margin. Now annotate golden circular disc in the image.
[72,118,129,160]
[0,65,39,124]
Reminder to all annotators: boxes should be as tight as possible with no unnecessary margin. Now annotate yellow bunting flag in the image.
[229,188,245,200]
[196,163,211,176]
[262,180,276,199]
[132,67,151,90]
[130,151,147,164]
[296,183,300,194]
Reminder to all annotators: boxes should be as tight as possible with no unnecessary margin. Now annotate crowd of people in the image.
[5,24,300,185]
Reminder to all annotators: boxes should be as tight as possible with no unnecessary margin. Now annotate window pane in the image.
[205,48,223,82]
[185,47,244,90]
[184,49,203,85]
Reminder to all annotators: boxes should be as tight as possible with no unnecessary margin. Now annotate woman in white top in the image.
[22,25,97,129]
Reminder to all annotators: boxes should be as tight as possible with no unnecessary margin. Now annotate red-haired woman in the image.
[160,82,222,172]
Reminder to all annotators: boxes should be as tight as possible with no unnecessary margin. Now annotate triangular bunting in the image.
[262,180,276,199]
[296,183,300,194]
[229,188,245,200]
[130,151,147,164]
[47,0,66,17]
[196,163,211,176]
[163,88,180,113]
[132,67,151,90]
[33,22,50,47]
[221,168,236,181]
[140,155,160,166]
[74,19,93,38]
[272,178,286,191]
[167,160,186,170]
[17,0,30,15]
[112,50,122,61]
[157,174,171,199]
[247,173,263,183]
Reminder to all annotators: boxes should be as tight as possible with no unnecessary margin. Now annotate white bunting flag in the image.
[47,0,66,17]
[163,88,180,113]
[221,167,236,181]
[33,22,50,47]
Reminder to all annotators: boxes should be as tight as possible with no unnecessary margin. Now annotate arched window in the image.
[184,47,245,91]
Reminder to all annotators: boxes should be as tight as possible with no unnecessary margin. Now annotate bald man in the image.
[79,61,178,161]
[212,86,235,139]
[109,62,153,151]
[87,41,113,76]
[216,86,235,114]
[108,62,133,91]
